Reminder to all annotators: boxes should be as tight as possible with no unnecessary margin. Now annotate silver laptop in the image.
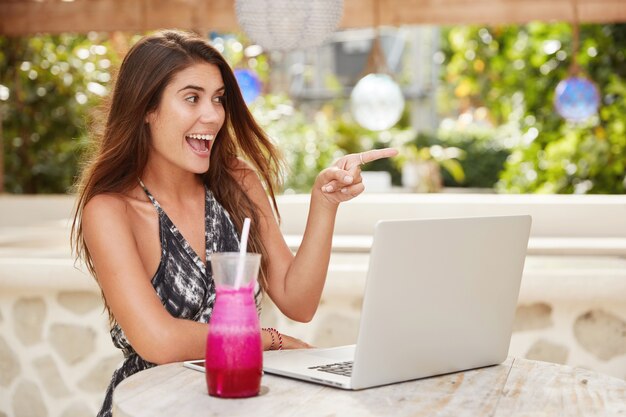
[261,215,531,389]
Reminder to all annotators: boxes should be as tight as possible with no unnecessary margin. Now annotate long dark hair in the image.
[72,30,282,313]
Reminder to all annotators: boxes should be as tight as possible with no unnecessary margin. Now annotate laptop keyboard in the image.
[308,361,353,377]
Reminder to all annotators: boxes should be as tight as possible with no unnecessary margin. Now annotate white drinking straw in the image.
[234,217,251,289]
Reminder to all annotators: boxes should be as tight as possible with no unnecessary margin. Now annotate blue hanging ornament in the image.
[554,21,600,122]
[234,68,262,104]
[554,76,600,122]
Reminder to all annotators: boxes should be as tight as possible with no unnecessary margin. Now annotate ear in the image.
[145,110,155,125]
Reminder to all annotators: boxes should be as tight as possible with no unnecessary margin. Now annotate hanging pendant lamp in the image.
[350,0,405,131]
[235,0,344,52]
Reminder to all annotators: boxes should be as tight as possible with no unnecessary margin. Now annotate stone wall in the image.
[0,282,123,417]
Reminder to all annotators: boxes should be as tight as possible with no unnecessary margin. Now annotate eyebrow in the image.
[177,85,226,94]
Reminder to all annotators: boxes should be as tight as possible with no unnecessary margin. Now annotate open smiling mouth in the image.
[185,134,214,153]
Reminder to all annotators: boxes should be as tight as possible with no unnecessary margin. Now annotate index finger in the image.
[360,148,399,165]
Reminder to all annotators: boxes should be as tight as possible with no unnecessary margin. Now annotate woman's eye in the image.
[185,95,199,103]
[212,95,226,104]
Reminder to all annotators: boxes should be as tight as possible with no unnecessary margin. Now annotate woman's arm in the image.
[238,148,398,322]
[82,194,209,364]
[84,191,309,359]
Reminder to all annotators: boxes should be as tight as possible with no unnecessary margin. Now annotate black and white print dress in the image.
[97,182,240,417]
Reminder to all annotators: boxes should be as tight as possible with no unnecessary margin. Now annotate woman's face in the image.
[145,62,226,175]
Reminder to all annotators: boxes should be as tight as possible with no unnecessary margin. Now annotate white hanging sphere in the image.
[235,0,344,51]
[350,73,405,131]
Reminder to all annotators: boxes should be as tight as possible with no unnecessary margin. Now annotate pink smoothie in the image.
[205,283,262,398]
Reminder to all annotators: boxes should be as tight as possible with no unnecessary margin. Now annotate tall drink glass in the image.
[205,252,262,398]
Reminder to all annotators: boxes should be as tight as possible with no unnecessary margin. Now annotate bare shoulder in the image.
[229,158,266,192]
[83,193,130,223]
[227,157,275,213]
[81,193,134,240]
[80,192,151,280]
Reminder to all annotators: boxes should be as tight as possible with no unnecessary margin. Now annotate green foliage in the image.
[212,32,271,86]
[333,113,410,186]
[420,125,510,188]
[3,24,625,195]
[0,33,119,193]
[251,95,415,191]
[440,23,626,193]
[400,131,466,185]
[250,94,342,193]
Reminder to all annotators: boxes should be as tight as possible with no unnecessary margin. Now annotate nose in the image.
[199,101,223,124]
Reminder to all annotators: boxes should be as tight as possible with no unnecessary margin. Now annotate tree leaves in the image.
[441,23,626,194]
[0,33,120,193]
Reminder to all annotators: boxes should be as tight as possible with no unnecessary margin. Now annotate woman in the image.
[71,30,396,416]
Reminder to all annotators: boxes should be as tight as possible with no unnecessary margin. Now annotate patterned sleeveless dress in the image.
[97,181,241,417]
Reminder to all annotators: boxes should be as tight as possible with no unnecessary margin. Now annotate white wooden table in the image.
[113,357,626,417]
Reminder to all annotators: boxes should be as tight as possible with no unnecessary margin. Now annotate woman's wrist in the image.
[310,186,340,214]
[261,327,283,351]
[261,327,275,350]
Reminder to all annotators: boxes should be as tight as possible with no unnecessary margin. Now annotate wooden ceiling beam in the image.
[373,0,626,26]
[1,0,625,37]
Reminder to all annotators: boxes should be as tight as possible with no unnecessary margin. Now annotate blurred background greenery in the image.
[439,24,626,194]
[1,23,624,194]
[0,33,120,193]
